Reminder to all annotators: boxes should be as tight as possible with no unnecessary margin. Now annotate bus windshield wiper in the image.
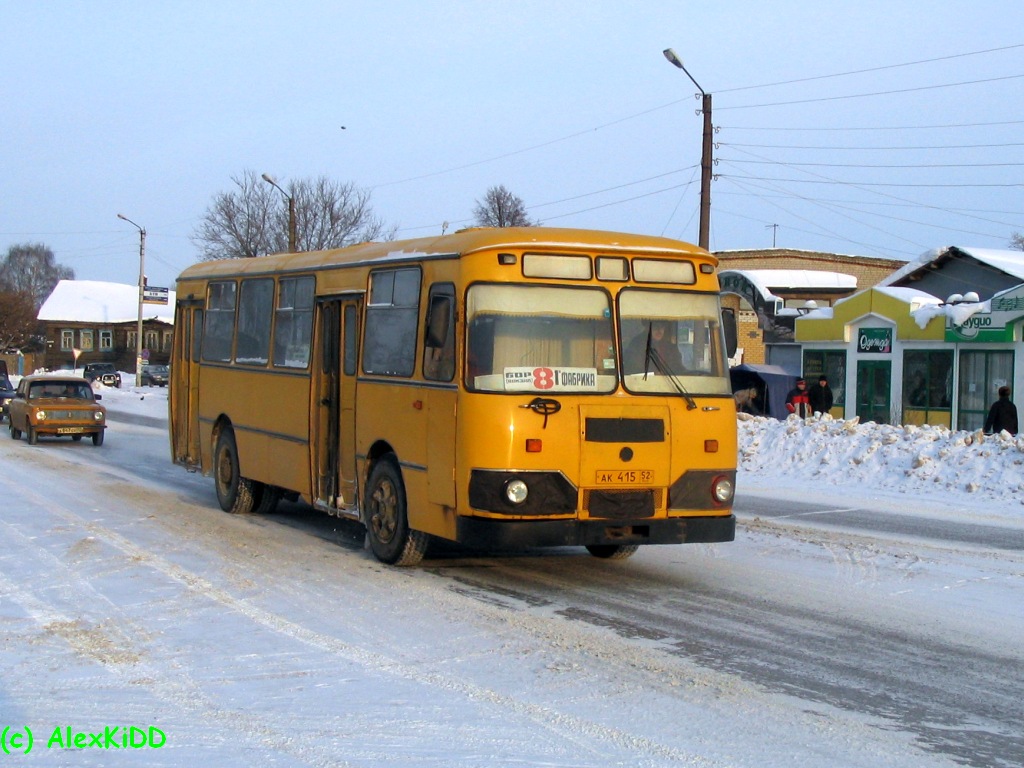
[644,333,698,411]
[643,322,654,379]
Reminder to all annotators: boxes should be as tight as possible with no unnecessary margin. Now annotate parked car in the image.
[0,372,15,422]
[82,362,122,388]
[8,375,106,446]
[141,364,169,387]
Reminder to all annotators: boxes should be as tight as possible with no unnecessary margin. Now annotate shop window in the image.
[958,350,1013,431]
[903,350,953,427]
[802,350,846,406]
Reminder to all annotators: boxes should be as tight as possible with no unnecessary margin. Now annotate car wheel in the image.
[92,430,104,447]
[27,426,38,446]
[365,456,428,566]
[9,423,20,440]
[214,426,255,514]
[72,435,83,442]
[585,544,639,560]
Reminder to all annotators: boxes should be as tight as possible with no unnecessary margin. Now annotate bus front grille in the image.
[583,489,660,519]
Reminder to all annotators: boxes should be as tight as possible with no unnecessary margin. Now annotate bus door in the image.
[172,299,204,468]
[313,295,361,516]
[423,284,457,509]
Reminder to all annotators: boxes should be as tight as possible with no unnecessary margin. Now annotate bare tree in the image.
[192,170,395,260]
[1010,232,1024,251]
[0,288,39,351]
[472,185,538,228]
[0,243,75,310]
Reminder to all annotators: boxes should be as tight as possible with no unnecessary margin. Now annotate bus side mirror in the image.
[722,308,738,358]
[425,295,452,348]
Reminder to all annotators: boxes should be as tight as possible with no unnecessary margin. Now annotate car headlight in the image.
[504,479,529,505]
[36,410,47,422]
[94,411,104,422]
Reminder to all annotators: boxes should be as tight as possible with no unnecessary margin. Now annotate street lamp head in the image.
[117,212,144,233]
[261,172,276,184]
[663,47,705,96]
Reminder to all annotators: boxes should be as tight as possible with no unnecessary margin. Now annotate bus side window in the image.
[423,284,455,382]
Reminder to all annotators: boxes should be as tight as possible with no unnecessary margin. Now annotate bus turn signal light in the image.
[704,439,718,453]
[526,439,542,453]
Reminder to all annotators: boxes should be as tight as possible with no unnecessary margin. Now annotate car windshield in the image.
[30,381,94,400]
[466,284,616,394]
[618,289,732,396]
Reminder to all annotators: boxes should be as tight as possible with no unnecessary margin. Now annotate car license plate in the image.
[56,427,85,434]
[595,469,654,485]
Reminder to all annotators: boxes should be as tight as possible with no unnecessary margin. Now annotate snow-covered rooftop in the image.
[720,269,857,292]
[878,246,1024,288]
[37,280,175,324]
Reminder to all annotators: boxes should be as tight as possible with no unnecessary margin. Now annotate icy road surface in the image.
[1,410,1022,767]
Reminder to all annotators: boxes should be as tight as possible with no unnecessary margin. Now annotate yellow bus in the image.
[170,227,738,565]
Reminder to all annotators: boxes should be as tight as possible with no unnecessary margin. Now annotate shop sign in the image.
[944,284,1024,342]
[857,327,892,353]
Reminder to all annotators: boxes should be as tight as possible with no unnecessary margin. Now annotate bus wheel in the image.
[585,544,639,560]
[365,457,428,566]
[214,427,255,514]
[252,484,281,514]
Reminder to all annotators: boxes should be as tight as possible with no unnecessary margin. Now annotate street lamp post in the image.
[663,48,713,251]
[117,213,146,387]
[261,173,297,253]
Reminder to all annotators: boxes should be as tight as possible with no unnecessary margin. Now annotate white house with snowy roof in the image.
[37,280,175,371]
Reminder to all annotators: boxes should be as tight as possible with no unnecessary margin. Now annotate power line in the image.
[725,159,1024,170]
[720,174,1022,188]
[720,140,1024,151]
[723,119,1024,132]
[716,43,1024,94]
[717,73,1024,111]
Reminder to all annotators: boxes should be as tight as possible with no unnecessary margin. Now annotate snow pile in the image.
[738,413,1024,509]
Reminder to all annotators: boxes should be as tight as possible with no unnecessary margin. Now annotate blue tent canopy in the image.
[730,364,799,419]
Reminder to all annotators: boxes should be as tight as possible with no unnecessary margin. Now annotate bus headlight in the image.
[504,479,529,505]
[712,476,734,504]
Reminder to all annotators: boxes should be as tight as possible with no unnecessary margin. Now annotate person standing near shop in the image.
[785,378,813,418]
[808,374,834,416]
[983,386,1018,435]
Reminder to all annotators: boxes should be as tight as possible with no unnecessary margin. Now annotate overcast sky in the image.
[3,1,1023,289]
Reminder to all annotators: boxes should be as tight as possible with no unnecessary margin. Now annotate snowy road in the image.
[1,414,1022,767]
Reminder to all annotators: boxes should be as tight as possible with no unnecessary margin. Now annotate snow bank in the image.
[738,413,1024,512]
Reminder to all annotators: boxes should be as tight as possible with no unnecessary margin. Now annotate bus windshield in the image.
[466,284,617,394]
[618,289,731,395]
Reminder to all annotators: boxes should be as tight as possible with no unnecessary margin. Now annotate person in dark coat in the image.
[808,374,834,416]
[785,378,812,418]
[983,386,1018,435]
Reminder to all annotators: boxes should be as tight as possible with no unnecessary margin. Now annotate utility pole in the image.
[117,213,146,388]
[664,48,713,251]
[766,223,779,247]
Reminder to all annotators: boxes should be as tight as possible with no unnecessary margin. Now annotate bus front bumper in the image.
[455,514,735,550]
